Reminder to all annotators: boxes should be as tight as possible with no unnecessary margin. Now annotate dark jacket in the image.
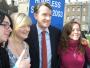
[25,25,61,68]
[0,47,10,68]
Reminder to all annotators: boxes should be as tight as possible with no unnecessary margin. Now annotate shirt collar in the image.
[36,23,49,35]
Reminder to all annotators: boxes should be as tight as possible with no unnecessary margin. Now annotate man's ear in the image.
[34,13,37,20]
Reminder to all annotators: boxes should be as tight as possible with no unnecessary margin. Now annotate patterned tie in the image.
[42,31,47,68]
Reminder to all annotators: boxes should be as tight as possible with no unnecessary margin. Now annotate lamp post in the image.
[88,1,90,32]
[80,2,83,24]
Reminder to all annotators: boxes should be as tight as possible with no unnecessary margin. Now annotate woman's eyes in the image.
[72,29,80,31]
[20,25,30,28]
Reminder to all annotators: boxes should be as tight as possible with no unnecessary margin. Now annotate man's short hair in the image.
[34,2,52,13]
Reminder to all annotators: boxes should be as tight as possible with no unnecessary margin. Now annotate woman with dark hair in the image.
[58,19,90,68]
[0,10,12,68]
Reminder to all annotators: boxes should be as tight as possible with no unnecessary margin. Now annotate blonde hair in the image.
[11,13,32,30]
[10,13,32,39]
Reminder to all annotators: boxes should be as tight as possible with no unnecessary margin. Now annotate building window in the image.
[67,8,70,12]
[67,16,70,21]
[72,16,75,19]
[77,7,80,11]
[82,16,86,22]
[72,7,75,11]
[18,0,28,3]
[83,8,86,12]
[77,16,80,19]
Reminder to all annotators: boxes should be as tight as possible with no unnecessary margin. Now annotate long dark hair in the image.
[0,10,13,46]
[59,19,85,53]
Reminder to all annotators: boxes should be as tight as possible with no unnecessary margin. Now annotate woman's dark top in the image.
[0,47,10,68]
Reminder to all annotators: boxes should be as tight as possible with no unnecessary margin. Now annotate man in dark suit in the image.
[26,2,61,68]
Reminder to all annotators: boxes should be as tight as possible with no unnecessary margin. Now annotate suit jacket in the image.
[0,47,10,68]
[25,25,61,68]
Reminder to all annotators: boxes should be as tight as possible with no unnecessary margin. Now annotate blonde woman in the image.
[6,13,32,68]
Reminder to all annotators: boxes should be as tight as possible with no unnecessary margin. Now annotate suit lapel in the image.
[49,26,55,59]
[32,25,39,56]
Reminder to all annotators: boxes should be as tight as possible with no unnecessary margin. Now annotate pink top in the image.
[58,39,90,68]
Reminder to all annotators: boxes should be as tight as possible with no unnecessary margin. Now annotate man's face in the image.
[34,5,52,30]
